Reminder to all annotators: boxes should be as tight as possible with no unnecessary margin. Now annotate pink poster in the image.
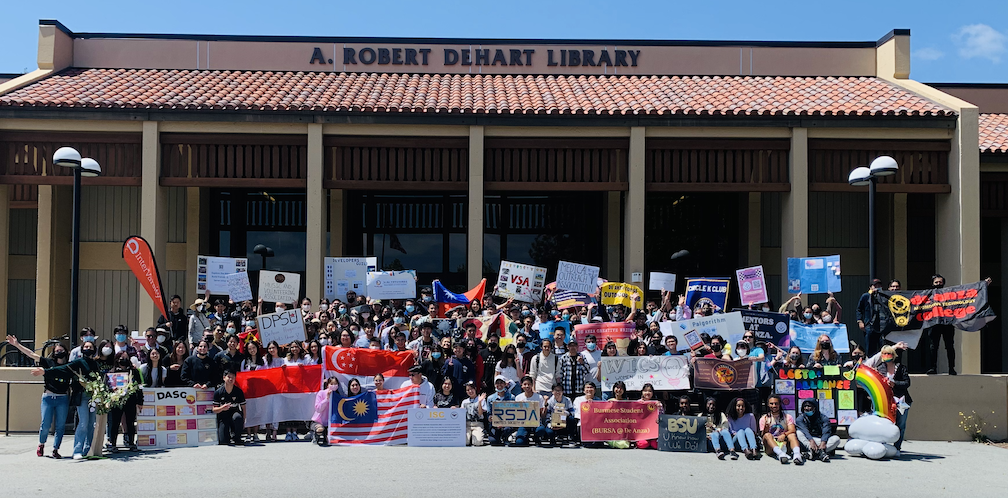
[735,265,768,306]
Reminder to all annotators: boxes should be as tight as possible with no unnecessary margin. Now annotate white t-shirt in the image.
[400,378,436,408]
[494,361,519,384]
[515,392,544,404]
[572,395,595,420]
[265,357,285,369]
[283,356,307,367]
[580,349,602,381]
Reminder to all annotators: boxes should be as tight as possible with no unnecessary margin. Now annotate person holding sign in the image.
[480,376,515,446]
[634,384,662,450]
[759,394,804,465]
[535,383,576,447]
[212,369,246,446]
[512,376,545,447]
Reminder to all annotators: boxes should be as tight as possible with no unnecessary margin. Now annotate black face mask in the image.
[118,358,130,367]
[82,348,96,358]
[53,350,67,360]
[933,282,943,289]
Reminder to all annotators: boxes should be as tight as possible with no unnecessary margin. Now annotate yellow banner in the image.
[600,282,644,307]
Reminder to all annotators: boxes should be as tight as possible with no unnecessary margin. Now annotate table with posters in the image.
[136,387,218,448]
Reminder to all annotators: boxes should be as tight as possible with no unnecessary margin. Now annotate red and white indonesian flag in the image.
[328,384,419,445]
[322,346,416,390]
[235,364,321,428]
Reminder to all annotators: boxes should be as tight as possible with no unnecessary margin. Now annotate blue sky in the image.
[1,0,1006,82]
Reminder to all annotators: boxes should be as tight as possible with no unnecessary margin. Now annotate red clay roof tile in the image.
[0,68,955,118]
[980,113,1008,153]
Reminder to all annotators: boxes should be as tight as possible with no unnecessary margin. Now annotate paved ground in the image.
[1,435,1004,497]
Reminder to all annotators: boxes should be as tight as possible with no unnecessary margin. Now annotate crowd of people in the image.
[14,276,924,461]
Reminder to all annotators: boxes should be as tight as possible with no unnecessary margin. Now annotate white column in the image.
[467,126,484,287]
[624,127,645,285]
[139,121,167,325]
[782,128,809,303]
[306,124,325,302]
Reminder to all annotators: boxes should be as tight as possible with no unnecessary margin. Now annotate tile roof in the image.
[0,68,955,117]
[980,113,1008,153]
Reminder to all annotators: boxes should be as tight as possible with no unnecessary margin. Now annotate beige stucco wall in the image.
[905,374,1008,441]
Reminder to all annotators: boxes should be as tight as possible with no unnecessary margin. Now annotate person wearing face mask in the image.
[135,327,165,366]
[111,325,138,360]
[29,339,102,459]
[8,335,72,458]
[480,376,515,445]
[818,292,842,324]
[773,346,805,369]
[106,351,143,452]
[856,278,885,355]
[579,334,602,383]
[924,274,958,375]
[181,339,221,389]
[795,399,840,461]
[69,327,98,361]
[300,297,315,322]
[863,342,911,451]
[95,339,116,372]
[158,295,189,343]
[809,334,840,367]
[378,313,407,349]
[479,334,503,394]
[188,297,212,348]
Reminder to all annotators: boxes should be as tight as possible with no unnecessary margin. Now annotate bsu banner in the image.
[879,280,997,334]
[122,235,168,319]
[579,400,660,442]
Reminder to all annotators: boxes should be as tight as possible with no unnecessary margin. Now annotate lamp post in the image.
[53,147,102,346]
[848,155,898,281]
[252,244,274,271]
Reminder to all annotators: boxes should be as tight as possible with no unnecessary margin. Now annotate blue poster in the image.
[684,278,730,313]
[789,322,850,354]
[786,255,841,294]
[538,320,571,342]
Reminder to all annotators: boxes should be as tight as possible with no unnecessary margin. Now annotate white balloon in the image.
[884,443,899,458]
[862,441,887,460]
[848,415,901,444]
[844,438,867,456]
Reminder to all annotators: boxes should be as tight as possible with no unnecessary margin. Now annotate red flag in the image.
[122,235,168,319]
[236,364,322,427]
[328,384,419,445]
[322,346,415,390]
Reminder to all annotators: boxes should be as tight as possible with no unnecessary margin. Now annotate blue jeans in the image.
[513,427,535,446]
[895,407,909,450]
[74,393,96,456]
[709,429,732,452]
[732,427,757,451]
[40,393,70,449]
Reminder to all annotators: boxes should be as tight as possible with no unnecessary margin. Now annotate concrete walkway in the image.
[1,435,1004,497]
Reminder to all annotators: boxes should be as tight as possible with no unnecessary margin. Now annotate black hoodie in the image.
[795,402,833,440]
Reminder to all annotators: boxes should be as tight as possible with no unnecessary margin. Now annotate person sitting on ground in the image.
[677,395,694,416]
[703,397,733,459]
[311,377,340,446]
[212,369,246,446]
[481,376,515,446]
[512,375,545,447]
[461,382,486,447]
[536,383,576,447]
[727,396,761,460]
[433,377,461,408]
[795,399,840,461]
[759,394,804,465]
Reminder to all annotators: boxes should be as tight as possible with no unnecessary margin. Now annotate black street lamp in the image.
[53,147,102,346]
[253,244,275,270]
[848,155,899,280]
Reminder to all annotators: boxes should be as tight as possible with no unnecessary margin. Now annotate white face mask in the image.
[319,304,329,311]
[276,305,286,311]
[302,305,311,312]
[101,347,113,357]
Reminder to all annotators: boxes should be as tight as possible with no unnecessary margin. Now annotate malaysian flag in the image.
[328,384,419,445]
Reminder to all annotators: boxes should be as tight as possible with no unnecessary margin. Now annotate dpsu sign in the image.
[257,309,307,346]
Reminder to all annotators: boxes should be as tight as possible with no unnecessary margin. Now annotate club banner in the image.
[787,255,841,294]
[490,401,541,428]
[600,282,644,308]
[735,265,768,306]
[684,278,730,314]
[658,415,708,453]
[789,322,851,354]
[737,309,790,350]
[693,358,755,390]
[878,280,997,334]
[136,387,217,448]
[599,355,691,391]
[122,236,169,319]
[259,270,301,304]
[772,366,855,425]
[660,312,745,354]
[495,261,548,303]
[257,309,307,346]
[366,271,417,299]
[196,255,248,294]
[579,400,661,442]
[555,261,600,294]
[324,257,376,301]
[574,322,635,356]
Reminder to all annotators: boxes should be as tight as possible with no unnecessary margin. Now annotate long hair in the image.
[500,344,518,370]
[703,396,722,425]
[726,397,751,421]
[811,334,839,364]
[168,341,189,366]
[264,340,282,365]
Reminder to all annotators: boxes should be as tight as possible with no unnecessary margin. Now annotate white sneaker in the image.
[72,454,83,460]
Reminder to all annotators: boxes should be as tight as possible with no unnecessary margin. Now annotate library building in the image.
[0,20,1007,439]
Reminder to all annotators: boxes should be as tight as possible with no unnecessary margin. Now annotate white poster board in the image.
[660,312,746,353]
[366,271,418,299]
[555,261,600,294]
[196,255,248,294]
[494,260,548,303]
[648,272,677,292]
[407,407,466,447]
[258,270,301,304]
[225,272,253,302]
[136,387,218,449]
[599,355,691,391]
[324,257,377,301]
[257,309,307,346]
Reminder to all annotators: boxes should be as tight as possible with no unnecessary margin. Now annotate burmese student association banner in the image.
[684,278,730,313]
[495,261,548,303]
[575,322,635,356]
[599,355,691,391]
[693,358,755,390]
[579,400,660,442]
[600,282,644,308]
[787,255,841,294]
[878,280,997,334]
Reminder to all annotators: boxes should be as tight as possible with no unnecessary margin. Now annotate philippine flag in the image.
[322,346,415,390]
[236,364,321,428]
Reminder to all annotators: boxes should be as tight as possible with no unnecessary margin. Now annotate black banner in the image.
[657,415,708,453]
[878,280,996,333]
[736,309,790,349]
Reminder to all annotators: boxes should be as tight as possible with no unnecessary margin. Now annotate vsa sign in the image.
[491,401,541,427]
